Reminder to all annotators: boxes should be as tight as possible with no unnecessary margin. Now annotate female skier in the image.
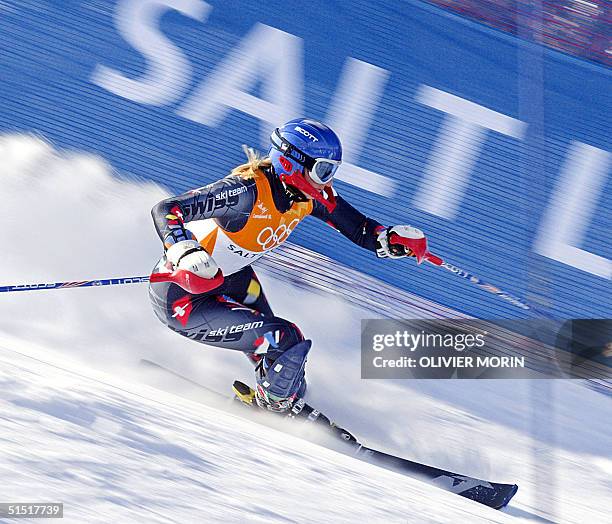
[149,118,430,413]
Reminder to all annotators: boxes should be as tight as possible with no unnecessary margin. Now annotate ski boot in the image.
[254,340,311,413]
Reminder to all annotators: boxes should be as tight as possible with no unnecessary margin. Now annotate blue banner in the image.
[1,0,610,318]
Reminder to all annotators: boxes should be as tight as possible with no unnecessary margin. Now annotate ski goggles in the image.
[271,129,341,184]
[309,158,342,184]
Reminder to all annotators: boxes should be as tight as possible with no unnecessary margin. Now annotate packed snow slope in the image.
[0,343,524,524]
[1,135,610,523]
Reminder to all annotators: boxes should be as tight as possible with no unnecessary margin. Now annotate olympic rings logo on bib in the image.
[257,219,300,250]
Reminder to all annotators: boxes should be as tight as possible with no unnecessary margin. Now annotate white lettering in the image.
[178,23,302,142]
[534,141,611,279]
[228,186,248,196]
[91,0,210,105]
[327,58,395,196]
[415,85,526,219]
[294,126,318,142]
[228,321,264,333]
[476,356,525,368]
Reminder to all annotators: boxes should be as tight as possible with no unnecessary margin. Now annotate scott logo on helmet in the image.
[294,126,319,142]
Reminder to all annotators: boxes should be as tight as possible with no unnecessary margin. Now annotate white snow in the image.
[1,135,610,523]
[0,343,514,524]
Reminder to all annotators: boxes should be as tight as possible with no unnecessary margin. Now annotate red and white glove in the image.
[376,225,429,263]
[150,239,224,294]
[166,240,219,279]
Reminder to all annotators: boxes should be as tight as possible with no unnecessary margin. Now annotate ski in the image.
[139,359,518,509]
[353,446,518,510]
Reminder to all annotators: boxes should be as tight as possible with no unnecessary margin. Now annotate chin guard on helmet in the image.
[279,169,337,212]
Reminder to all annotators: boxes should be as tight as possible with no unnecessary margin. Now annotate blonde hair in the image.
[230,145,272,179]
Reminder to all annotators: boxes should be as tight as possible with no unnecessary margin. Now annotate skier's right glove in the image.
[166,240,219,279]
[150,239,224,294]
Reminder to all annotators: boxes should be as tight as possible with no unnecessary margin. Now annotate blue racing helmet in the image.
[268,118,342,185]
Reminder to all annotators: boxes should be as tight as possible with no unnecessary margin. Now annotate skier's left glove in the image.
[376,225,429,263]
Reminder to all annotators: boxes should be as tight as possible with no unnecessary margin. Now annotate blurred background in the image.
[0,0,610,318]
[1,4,610,521]
[427,0,611,65]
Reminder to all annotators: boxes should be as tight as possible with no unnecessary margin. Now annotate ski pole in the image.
[388,233,534,312]
[1,251,534,311]
[0,275,150,293]
[423,253,533,311]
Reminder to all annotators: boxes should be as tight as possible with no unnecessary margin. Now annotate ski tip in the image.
[232,380,256,405]
[496,484,519,509]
